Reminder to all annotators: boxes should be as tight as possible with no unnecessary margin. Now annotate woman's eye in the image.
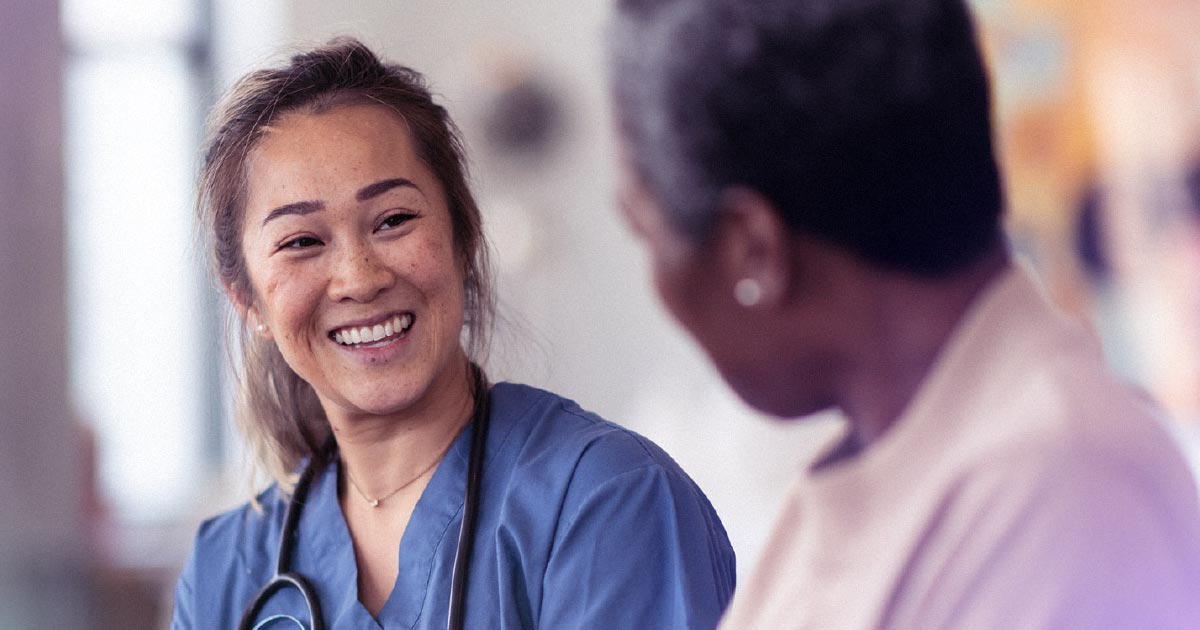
[279,236,322,250]
[377,212,417,231]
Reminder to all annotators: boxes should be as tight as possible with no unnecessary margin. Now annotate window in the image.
[63,0,218,524]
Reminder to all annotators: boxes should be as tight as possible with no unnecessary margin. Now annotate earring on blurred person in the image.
[735,278,763,307]
[256,323,268,334]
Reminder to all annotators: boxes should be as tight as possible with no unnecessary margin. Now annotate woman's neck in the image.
[326,358,476,500]
[838,250,1009,451]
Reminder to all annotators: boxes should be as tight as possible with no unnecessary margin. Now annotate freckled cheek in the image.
[401,237,461,289]
[416,250,467,332]
[262,275,281,299]
[260,272,323,342]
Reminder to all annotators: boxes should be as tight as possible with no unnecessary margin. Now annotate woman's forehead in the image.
[254,104,415,162]
[243,105,440,210]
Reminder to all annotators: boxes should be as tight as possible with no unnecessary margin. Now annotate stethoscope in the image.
[237,365,492,630]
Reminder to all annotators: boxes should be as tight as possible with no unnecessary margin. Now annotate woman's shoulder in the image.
[188,483,288,568]
[489,383,736,610]
[175,484,291,626]
[491,382,696,489]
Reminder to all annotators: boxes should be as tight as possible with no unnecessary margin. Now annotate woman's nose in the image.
[328,242,395,303]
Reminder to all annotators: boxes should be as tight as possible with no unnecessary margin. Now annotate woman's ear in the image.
[225,282,272,339]
[714,187,791,309]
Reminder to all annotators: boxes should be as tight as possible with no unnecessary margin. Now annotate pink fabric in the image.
[720,266,1200,629]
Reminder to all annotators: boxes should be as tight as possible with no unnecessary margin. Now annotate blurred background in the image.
[1,0,1197,627]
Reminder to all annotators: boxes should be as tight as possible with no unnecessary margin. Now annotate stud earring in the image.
[734,278,763,307]
[256,323,267,334]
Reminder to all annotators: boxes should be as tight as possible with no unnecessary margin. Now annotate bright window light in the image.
[63,0,210,524]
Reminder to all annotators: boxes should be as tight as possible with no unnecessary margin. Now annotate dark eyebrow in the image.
[261,200,325,226]
[357,178,419,202]
[260,179,418,227]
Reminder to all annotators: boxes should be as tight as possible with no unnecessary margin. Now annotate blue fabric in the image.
[172,383,736,629]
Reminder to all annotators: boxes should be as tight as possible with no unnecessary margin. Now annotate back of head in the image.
[610,0,1004,276]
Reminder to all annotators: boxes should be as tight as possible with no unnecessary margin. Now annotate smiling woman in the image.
[172,38,735,629]
[240,105,472,442]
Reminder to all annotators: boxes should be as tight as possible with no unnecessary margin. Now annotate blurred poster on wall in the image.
[971,0,1200,425]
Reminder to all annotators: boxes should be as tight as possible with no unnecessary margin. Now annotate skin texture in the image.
[616,157,1006,455]
[618,172,844,418]
[237,103,475,615]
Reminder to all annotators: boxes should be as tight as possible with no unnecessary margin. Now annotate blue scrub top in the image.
[172,383,736,629]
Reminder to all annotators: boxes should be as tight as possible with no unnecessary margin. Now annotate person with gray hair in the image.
[609,0,1200,627]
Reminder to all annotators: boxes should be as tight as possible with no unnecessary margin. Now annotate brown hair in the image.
[198,37,493,487]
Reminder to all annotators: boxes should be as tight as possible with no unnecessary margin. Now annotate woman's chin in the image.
[316,386,422,421]
[355,394,422,418]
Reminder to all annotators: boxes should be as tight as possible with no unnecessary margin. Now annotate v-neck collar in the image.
[290,385,528,629]
[286,421,470,628]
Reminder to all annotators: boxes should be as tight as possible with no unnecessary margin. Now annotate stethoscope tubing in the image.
[237,365,489,630]
[237,433,330,630]
[447,372,490,630]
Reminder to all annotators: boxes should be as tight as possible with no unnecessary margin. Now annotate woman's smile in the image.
[327,312,419,366]
[330,312,414,347]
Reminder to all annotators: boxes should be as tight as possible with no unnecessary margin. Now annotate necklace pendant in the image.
[369,499,380,508]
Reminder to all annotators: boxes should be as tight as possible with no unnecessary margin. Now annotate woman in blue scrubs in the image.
[172,38,734,629]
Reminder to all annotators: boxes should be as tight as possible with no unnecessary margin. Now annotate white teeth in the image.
[333,314,413,346]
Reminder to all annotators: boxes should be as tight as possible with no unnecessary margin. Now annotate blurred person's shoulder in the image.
[903,264,1200,556]
[958,294,1196,505]
[934,265,1196,495]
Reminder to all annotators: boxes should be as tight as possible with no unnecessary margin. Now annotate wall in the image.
[0,0,90,625]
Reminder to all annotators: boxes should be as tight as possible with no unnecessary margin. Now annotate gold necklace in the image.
[343,454,444,508]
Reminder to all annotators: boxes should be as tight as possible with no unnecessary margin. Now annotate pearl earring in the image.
[256,323,267,333]
[734,278,763,307]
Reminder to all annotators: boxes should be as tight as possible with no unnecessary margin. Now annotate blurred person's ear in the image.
[712,187,791,310]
